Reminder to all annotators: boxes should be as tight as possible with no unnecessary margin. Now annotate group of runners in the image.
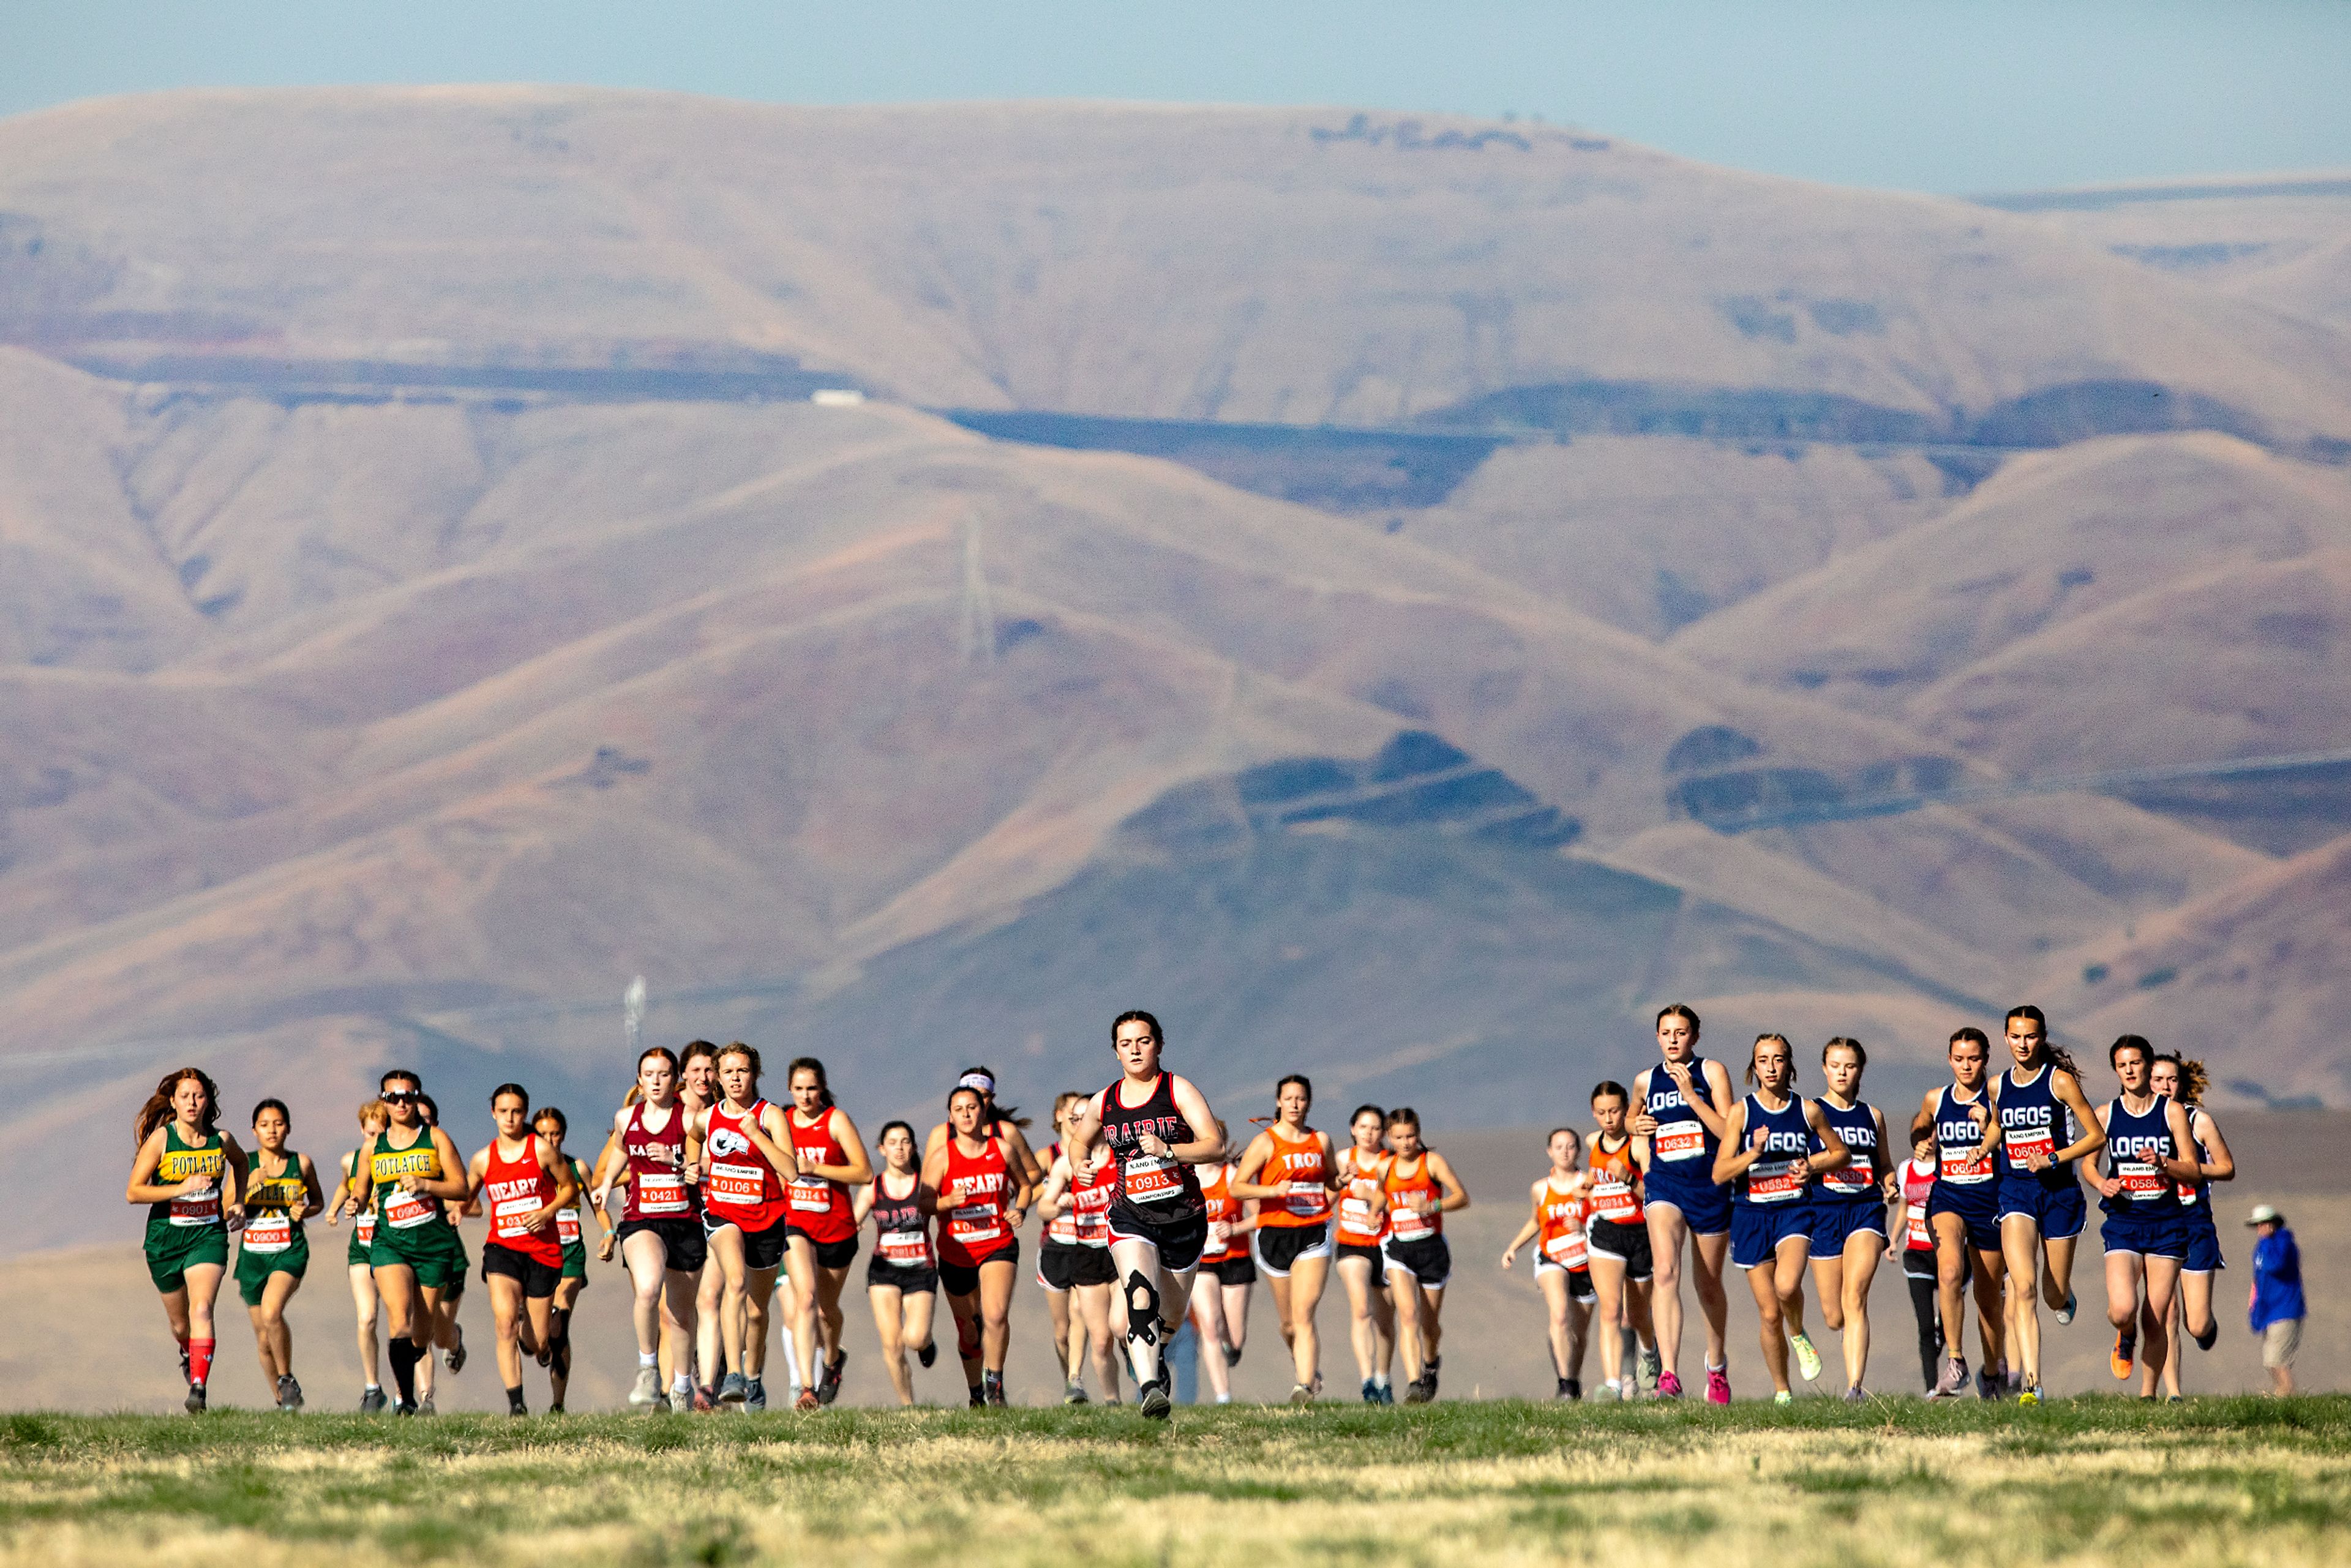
[127,1001,2247,1414]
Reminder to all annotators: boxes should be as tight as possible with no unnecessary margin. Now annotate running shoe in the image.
[692,1385,716,1413]
[274,1375,291,1411]
[184,1382,207,1416]
[547,1401,564,1416]
[819,1353,847,1406]
[1311,1370,1326,1398]
[1638,1348,1662,1392]
[2111,1331,2136,1380]
[651,1394,671,1413]
[1378,1382,1395,1406]
[2167,1395,2184,1404]
[280,1375,304,1412]
[506,1392,529,1418]
[1773,1390,1793,1406]
[1976,1367,2001,1400]
[1933,1354,1968,1398]
[395,1399,417,1417]
[744,1377,767,1411]
[1224,1341,1242,1367]
[2004,1367,2024,1396]
[1705,1367,1731,1405]
[1139,1378,1172,1420]
[536,1337,552,1368]
[2192,1321,2219,1352]
[445,1329,467,1375]
[1361,1378,1380,1405]
[360,1387,388,1416]
[1559,1378,1581,1401]
[967,1387,986,1408]
[984,1375,1007,1409]
[416,1394,437,1417]
[1844,1386,1867,1403]
[915,1340,938,1370]
[2054,1290,2078,1326]
[1065,1381,1089,1406]
[1400,1376,1427,1406]
[795,1389,821,1412]
[717,1371,749,1406]
[1790,1332,1823,1383]
[1657,1370,1685,1399]
[629,1366,662,1408]
[2018,1385,2041,1406]
[1292,1382,1318,1405]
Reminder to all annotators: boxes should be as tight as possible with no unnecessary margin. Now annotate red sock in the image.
[189,1338,216,1387]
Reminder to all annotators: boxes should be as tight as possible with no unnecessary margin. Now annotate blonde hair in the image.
[1745,1033,1795,1088]
[357,1097,391,1128]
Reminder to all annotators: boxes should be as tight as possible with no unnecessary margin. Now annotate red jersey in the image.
[938,1135,1014,1267]
[482,1135,563,1266]
[705,1100,789,1232]
[786,1108,856,1244]
[1334,1148,1391,1247]
[1900,1155,1937,1251]
[621,1100,693,1225]
[1256,1125,1332,1229]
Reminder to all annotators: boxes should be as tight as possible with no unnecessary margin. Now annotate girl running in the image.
[364,1070,469,1415]
[696,1042,797,1408]
[128,1068,246,1413]
[1062,1009,1225,1420]
[534,1106,592,1413]
[1037,1116,1124,1403]
[1629,1004,1736,1403]
[1188,1123,1256,1405]
[1500,1127,1595,1400]
[326,1098,391,1412]
[1332,1104,1395,1404]
[598,1046,705,1412]
[2092,1035,2202,1402]
[856,1120,939,1406]
[236,1098,323,1411]
[1231,1075,1340,1404]
[926,1067,1045,1193]
[2147,1051,2232,1398]
[1889,1127,1951,1394]
[1584,1081,1657,1401]
[1916,1028,2007,1399]
[781,1057,872,1410]
[1381,1108,1469,1403]
[1714,1033,1848,1403]
[923,1082,1031,1406]
[467,1084,576,1417]
[1986,1004,2102,1403]
[677,1040,725,1409]
[1807,1037,1892,1400]
[411,1092,471,1386]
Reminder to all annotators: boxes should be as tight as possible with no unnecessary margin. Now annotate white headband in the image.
[958,1072,994,1095]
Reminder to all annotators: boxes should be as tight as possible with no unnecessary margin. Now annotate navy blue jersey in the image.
[1932,1086,1996,1192]
[1997,1065,2076,1184]
[2101,1094,2182,1218]
[1642,1056,1720,1184]
[1734,1093,1813,1207]
[1813,1097,1880,1204]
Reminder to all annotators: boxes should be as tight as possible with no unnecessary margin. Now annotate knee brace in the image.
[1125,1272,1162,1346]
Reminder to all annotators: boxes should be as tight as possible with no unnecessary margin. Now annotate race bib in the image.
[242,1213,293,1254]
[1592,1181,1638,1222]
[1123,1155,1182,1202]
[950,1204,1005,1246]
[1820,1163,1872,1195]
[356,1210,377,1246]
[493,1194,543,1240]
[1653,1123,1706,1163]
[383,1188,439,1229]
[1906,1209,1931,1249]
[880,1229,931,1266]
[2118,1160,2166,1201]
[2176,1178,2200,1206]
[1543,1229,1588,1269]
[789,1177,833,1214]
[637,1171,689,1216]
[557,1208,582,1246]
[2003,1127,2056,1165]
[1944,1148,1993,1184]
[1390,1203,1434,1240]
[1746,1160,1804,1202]
[709,1161,765,1207]
[169,1185,222,1228]
[1286,1180,1325,1217]
[1206,1220,1229,1253]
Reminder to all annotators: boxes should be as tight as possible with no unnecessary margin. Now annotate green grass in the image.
[2,1399,2347,1566]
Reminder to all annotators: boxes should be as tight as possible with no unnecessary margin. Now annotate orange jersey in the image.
[1255,1125,1332,1228]
[1199,1162,1245,1262]
[1534,1172,1590,1270]
[1333,1148,1391,1247]
[1588,1135,1644,1226]
[1384,1153,1442,1242]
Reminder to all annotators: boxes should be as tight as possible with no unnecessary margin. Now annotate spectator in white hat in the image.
[2245,1205,2303,1395]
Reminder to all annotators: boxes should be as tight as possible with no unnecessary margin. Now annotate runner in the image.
[1584,1081,1657,1401]
[696,1042,797,1408]
[235,1098,323,1411]
[1500,1127,1595,1400]
[2091,1034,2201,1404]
[365,1070,470,1416]
[1331,1104,1396,1404]
[855,1120,939,1406]
[1916,1028,2007,1399]
[1628,1004,1736,1403]
[326,1098,391,1412]
[1715,1033,1847,1403]
[597,1046,705,1412]
[534,1106,592,1413]
[1807,1038,1892,1400]
[1889,1126,1955,1394]
[2147,1051,2232,1398]
[778,1058,871,1411]
[1037,1115,1125,1404]
[1986,1004,2104,1403]
[1187,1123,1256,1405]
[1231,1075,1340,1404]
[466,1084,576,1417]
[1062,1010,1226,1420]
[128,1068,246,1414]
[677,1040,725,1409]
[922,1082,1030,1406]
[412,1092,470,1388]
[1381,1108,1469,1403]
[926,1066,1045,1193]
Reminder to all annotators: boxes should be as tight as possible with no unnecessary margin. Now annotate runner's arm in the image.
[1226,1132,1283,1199]
[1802,1100,1850,1176]
[124,1128,176,1204]
[296,1152,328,1219]
[2052,1071,2107,1165]
[1499,1182,1544,1266]
[1429,1150,1471,1213]
[1165,1075,1223,1163]
[2195,1111,2235,1182]
[817,1109,874,1185]
[1710,1105,1757,1186]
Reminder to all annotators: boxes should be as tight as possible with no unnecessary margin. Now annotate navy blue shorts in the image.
[1807,1201,1887,1255]
[1926,1184,2001,1254]
[1730,1203,1813,1270]
[2100,1208,2188,1260]
[2180,1222,2224,1274]
[1997,1177,2087,1240]
[1644,1171,1731,1236]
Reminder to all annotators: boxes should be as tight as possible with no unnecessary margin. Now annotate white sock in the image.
[1372,1373,1390,1389]
[639,1352,658,1368]
[364,1382,380,1392]
[672,1374,692,1395]
[1215,1392,1232,1405]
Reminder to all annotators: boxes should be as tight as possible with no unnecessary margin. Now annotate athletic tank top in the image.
[622,1100,693,1223]
[1814,1097,1880,1203]
[1046,1155,1084,1247]
[1384,1153,1442,1241]
[241,1150,307,1253]
[1198,1162,1242,1260]
[1588,1135,1644,1225]
[1071,1150,1114,1248]
[557,1157,588,1250]
[1932,1086,1995,1189]
[1535,1173,1589,1269]
[2177,1109,2214,1218]
[1256,1124,1332,1228]
[482,1135,563,1265]
[1093,1073,1205,1218]
[347,1151,377,1246]
[1334,1148,1392,1247]
[1899,1157,1937,1250]
[939,1135,1013,1266]
[1997,1065,2075,1180]
[869,1169,934,1270]
[370,1127,447,1229]
[1643,1056,1720,1178]
[704,1100,789,1232]
[1734,1093,1812,1206]
[2101,1094,2181,1216]
[786,1108,857,1243]
[152,1124,227,1229]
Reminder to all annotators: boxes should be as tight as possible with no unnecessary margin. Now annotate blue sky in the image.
[5,0,2348,193]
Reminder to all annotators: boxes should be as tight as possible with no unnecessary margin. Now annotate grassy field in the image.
[3,1400,2347,1567]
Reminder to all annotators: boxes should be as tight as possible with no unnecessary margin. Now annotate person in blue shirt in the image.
[2246,1205,2304,1396]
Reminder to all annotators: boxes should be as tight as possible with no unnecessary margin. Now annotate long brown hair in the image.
[135,1067,220,1149]
[2153,1049,2210,1106]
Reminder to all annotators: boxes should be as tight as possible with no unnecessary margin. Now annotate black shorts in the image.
[1106,1200,1209,1273]
[1208,1253,1258,1286]
[617,1217,708,1275]
[1336,1240,1387,1286]
[1037,1241,1117,1292]
[481,1243,561,1299]
[941,1238,1019,1298]
[707,1212,792,1271]
[1585,1217,1654,1282]
[866,1256,937,1296]
[791,1229,861,1271]
[1382,1234,1453,1289]
[1252,1221,1333,1277]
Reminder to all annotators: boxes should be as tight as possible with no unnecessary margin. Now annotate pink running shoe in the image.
[1706,1368,1731,1405]
[1656,1371,1684,1398]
